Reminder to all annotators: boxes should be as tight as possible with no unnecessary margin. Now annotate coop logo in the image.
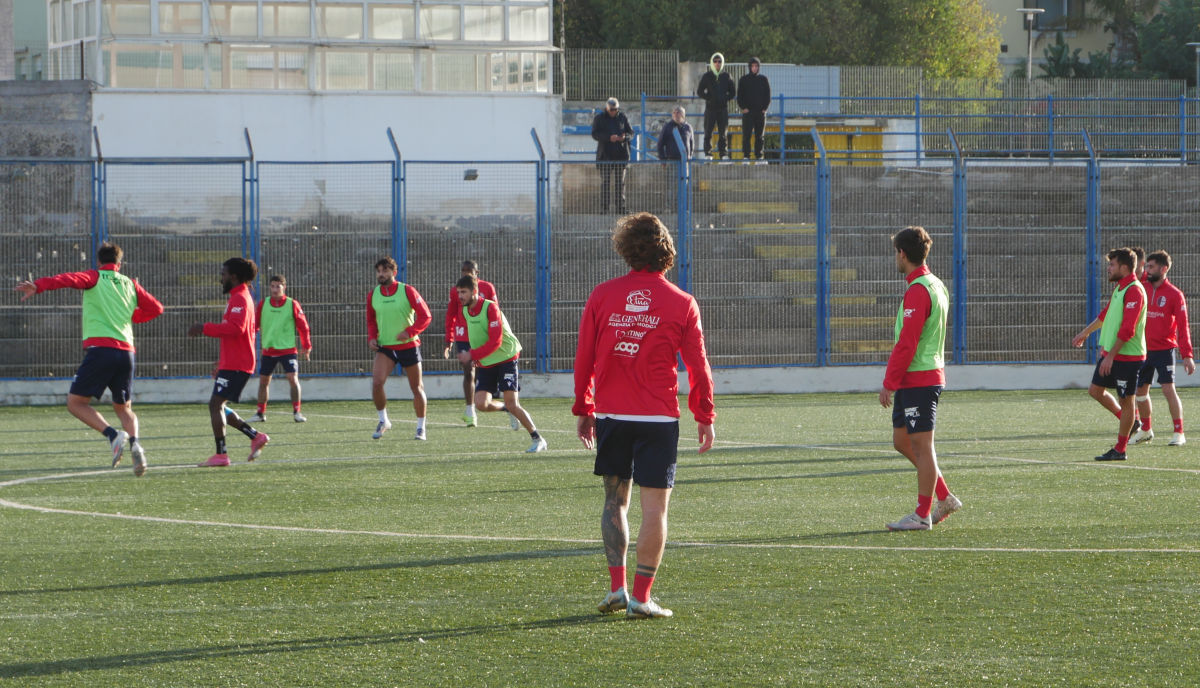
[613,341,641,356]
[625,290,652,313]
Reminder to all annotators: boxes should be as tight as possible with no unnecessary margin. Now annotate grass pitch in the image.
[2,389,1199,686]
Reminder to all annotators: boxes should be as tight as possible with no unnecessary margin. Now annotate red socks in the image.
[1175,418,1184,433]
[608,566,626,593]
[293,401,302,412]
[1115,435,1129,453]
[934,476,950,501]
[633,573,654,602]
[256,403,266,415]
[916,494,933,519]
[1142,415,1151,432]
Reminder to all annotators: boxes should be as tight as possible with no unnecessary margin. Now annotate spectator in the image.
[656,106,694,161]
[737,57,771,162]
[591,97,633,214]
[696,52,736,160]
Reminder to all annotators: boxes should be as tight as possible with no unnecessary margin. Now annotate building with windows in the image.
[988,1,1112,74]
[36,0,559,159]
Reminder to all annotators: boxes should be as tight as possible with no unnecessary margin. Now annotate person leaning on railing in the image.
[656,105,694,161]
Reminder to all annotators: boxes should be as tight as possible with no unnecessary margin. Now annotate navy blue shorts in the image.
[1091,359,1141,398]
[475,359,520,395]
[455,341,472,354]
[378,346,422,369]
[259,354,299,376]
[212,370,252,402]
[892,386,942,434]
[70,347,135,404]
[1137,349,1176,387]
[593,418,680,489]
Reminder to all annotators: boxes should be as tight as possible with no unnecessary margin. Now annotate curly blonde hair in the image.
[612,213,676,273]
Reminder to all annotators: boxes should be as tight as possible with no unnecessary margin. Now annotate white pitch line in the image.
[2,466,1199,555]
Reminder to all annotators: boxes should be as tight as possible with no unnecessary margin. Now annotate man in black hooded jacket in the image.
[696,52,736,160]
[737,57,771,161]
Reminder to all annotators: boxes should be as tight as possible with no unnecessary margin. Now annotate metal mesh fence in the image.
[828,164,955,364]
[963,164,1088,363]
[258,162,393,376]
[559,49,679,102]
[104,161,247,378]
[689,162,818,366]
[1,161,95,378]
[403,161,540,374]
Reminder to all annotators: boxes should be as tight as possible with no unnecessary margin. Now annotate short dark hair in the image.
[456,275,479,290]
[1130,246,1145,264]
[375,257,398,272]
[1146,250,1171,268]
[1108,247,1135,271]
[461,260,479,275]
[224,257,258,284]
[270,274,286,285]
[612,212,676,273]
[892,226,932,265]
[97,242,123,265]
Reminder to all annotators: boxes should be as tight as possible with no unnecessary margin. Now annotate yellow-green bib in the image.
[463,299,521,366]
[894,273,948,372]
[81,269,136,344]
[1098,280,1146,356]
[372,283,416,346]
[261,297,297,350]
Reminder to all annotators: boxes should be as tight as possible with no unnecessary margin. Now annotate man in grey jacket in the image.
[591,97,634,214]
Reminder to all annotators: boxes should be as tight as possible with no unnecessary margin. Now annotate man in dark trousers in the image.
[737,57,771,162]
[696,52,736,160]
[591,97,634,214]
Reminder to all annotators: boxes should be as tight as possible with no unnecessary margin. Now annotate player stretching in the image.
[574,212,715,618]
[15,242,163,476]
[454,275,546,452]
[1072,248,1147,461]
[250,275,312,423]
[443,260,498,427]
[880,226,960,531]
[1130,250,1194,446]
[188,257,269,467]
[367,257,432,440]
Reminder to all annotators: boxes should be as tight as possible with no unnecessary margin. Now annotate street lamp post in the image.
[1017,8,1046,82]
[1187,42,1200,96]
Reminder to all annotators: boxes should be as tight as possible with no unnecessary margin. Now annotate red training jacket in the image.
[1098,273,1148,362]
[883,266,946,391]
[365,281,431,351]
[573,270,715,424]
[33,263,164,352]
[255,296,313,356]
[1144,277,1193,358]
[446,280,497,344]
[203,282,256,373]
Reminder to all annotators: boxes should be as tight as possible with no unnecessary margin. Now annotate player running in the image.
[367,257,432,440]
[443,260,498,428]
[14,242,163,476]
[1130,250,1194,446]
[188,257,270,467]
[250,275,312,423]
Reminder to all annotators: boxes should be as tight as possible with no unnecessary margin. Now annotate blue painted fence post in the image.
[91,126,106,267]
[914,93,921,168]
[948,128,967,364]
[1083,129,1101,364]
[1047,94,1055,166]
[673,126,691,293]
[242,129,259,299]
[1180,95,1188,163]
[387,128,406,282]
[778,93,786,162]
[530,128,551,373]
[811,127,830,366]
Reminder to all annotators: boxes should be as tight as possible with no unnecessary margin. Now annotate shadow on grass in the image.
[0,614,609,679]
[0,546,597,597]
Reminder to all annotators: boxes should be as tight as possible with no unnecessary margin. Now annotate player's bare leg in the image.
[112,401,139,440]
[370,353,394,438]
[473,390,505,413]
[286,372,301,409]
[402,363,427,420]
[67,393,110,433]
[628,486,673,617]
[598,475,633,613]
[1161,382,1184,425]
[501,390,535,432]
[1089,383,1122,416]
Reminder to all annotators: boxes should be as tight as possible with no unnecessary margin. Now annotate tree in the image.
[1136,0,1200,85]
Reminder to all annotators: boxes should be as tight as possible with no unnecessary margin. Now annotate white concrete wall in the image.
[91,91,562,161]
[5,364,1193,406]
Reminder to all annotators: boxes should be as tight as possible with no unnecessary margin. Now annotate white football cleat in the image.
[249,413,266,423]
[526,436,548,453]
[1131,428,1154,444]
[109,430,129,467]
[508,412,521,431]
[414,428,427,441]
[931,494,962,525]
[130,442,147,477]
[293,412,307,423]
[887,511,931,531]
[627,596,673,619]
[598,588,629,614]
[372,420,392,440]
[1169,432,1186,446]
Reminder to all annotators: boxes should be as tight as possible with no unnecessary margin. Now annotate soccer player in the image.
[880,226,960,531]
[443,260,498,427]
[574,212,715,619]
[1071,247,1147,461]
[250,275,312,423]
[454,275,546,452]
[14,242,163,476]
[1130,250,1194,446]
[367,257,432,440]
[187,257,270,467]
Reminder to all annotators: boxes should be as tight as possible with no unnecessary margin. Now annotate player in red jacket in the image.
[14,242,163,476]
[574,212,715,620]
[188,257,269,467]
[1131,250,1195,446]
[442,260,497,427]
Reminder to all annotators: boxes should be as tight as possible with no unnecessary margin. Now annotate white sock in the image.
[465,404,476,417]
[378,409,389,423]
[416,417,426,432]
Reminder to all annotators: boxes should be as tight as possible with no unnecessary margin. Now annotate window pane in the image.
[322,50,367,90]
[508,6,548,42]
[105,0,151,35]
[419,6,460,41]
[159,3,203,34]
[373,51,414,90]
[426,52,476,91]
[463,6,502,41]
[110,46,172,87]
[210,3,258,38]
[74,2,91,40]
[320,5,363,39]
[265,4,310,37]
[370,6,413,40]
